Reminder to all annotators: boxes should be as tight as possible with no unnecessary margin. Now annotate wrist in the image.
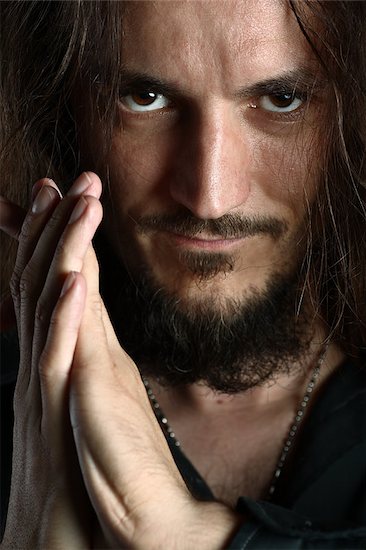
[180,500,243,550]
[130,495,243,550]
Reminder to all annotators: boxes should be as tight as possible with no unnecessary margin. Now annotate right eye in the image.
[258,92,304,113]
[121,91,170,112]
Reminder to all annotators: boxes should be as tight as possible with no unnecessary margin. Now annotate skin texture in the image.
[0,1,344,548]
[92,0,326,311]
[1,174,241,548]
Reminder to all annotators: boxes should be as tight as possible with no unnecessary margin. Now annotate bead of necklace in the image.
[267,359,323,498]
[143,378,181,448]
[143,348,327,499]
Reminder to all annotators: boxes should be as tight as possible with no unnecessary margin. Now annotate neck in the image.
[148,338,344,420]
[145,335,345,504]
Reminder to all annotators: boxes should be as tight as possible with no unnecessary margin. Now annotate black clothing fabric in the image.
[1,331,366,547]
[168,360,366,548]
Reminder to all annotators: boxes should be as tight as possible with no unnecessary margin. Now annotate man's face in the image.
[81,0,331,390]
[98,0,325,315]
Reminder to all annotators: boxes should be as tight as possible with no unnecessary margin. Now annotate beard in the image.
[96,229,312,394]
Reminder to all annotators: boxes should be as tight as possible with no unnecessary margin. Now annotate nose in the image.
[169,106,251,219]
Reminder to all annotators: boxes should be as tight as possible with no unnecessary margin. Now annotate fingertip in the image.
[60,271,86,298]
[67,172,102,200]
[60,271,77,297]
[31,178,63,202]
[31,185,62,215]
[84,171,103,200]
[86,195,104,224]
[84,171,102,194]
[67,194,103,229]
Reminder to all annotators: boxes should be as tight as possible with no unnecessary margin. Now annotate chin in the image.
[143,248,284,313]
[96,230,311,393]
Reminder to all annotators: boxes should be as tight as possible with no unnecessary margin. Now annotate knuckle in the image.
[9,271,20,297]
[18,274,31,297]
[90,294,103,316]
[45,208,63,231]
[34,298,48,326]
[52,235,83,274]
[53,236,68,262]
[18,216,33,242]
[13,369,29,401]
[37,350,52,383]
[88,196,103,217]
[47,311,67,335]
[18,263,39,297]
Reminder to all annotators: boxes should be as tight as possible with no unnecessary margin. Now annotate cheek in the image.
[106,124,178,212]
[251,128,322,217]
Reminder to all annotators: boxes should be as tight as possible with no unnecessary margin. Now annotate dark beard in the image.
[96,234,312,394]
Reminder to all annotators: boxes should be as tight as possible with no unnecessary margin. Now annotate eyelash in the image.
[119,87,174,118]
[119,87,309,121]
[251,89,309,121]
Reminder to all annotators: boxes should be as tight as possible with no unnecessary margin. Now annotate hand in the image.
[1,172,241,549]
[0,173,103,548]
[58,190,242,548]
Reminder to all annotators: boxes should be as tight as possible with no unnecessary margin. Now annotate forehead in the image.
[121,0,317,90]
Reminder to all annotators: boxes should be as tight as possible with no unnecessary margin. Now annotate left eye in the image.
[122,91,170,112]
[258,93,304,113]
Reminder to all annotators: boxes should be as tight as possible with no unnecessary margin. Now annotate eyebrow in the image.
[237,68,327,99]
[119,69,184,97]
[119,67,326,99]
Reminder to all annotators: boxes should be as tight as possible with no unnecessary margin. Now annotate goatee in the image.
[97,234,312,394]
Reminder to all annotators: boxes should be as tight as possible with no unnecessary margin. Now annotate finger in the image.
[69,263,182,548]
[31,196,103,388]
[66,171,102,199]
[15,173,102,378]
[0,177,62,242]
[11,182,63,399]
[25,172,102,289]
[39,271,86,449]
[30,177,61,203]
[13,171,102,290]
[14,170,101,293]
[0,171,101,241]
[73,244,142,396]
[11,184,61,342]
[15,185,61,270]
[36,271,96,550]
[78,242,123,357]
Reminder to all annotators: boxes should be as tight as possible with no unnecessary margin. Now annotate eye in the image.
[257,92,304,113]
[122,91,170,112]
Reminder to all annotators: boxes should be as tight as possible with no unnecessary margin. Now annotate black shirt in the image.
[2,333,366,547]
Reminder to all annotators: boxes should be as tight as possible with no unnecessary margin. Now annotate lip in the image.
[167,231,244,251]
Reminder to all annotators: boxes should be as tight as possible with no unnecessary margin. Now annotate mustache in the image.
[135,212,288,240]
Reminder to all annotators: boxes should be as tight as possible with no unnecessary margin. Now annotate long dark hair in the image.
[1,1,365,361]
[289,1,366,360]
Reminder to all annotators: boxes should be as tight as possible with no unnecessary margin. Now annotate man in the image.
[0,0,365,548]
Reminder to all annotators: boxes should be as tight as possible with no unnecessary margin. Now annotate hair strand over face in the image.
[1,0,365,362]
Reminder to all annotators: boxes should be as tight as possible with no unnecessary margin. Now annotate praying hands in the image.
[0,173,240,549]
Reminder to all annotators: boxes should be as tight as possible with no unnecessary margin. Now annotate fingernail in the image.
[61,271,77,297]
[31,178,58,202]
[31,186,58,214]
[68,196,88,224]
[67,172,92,197]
